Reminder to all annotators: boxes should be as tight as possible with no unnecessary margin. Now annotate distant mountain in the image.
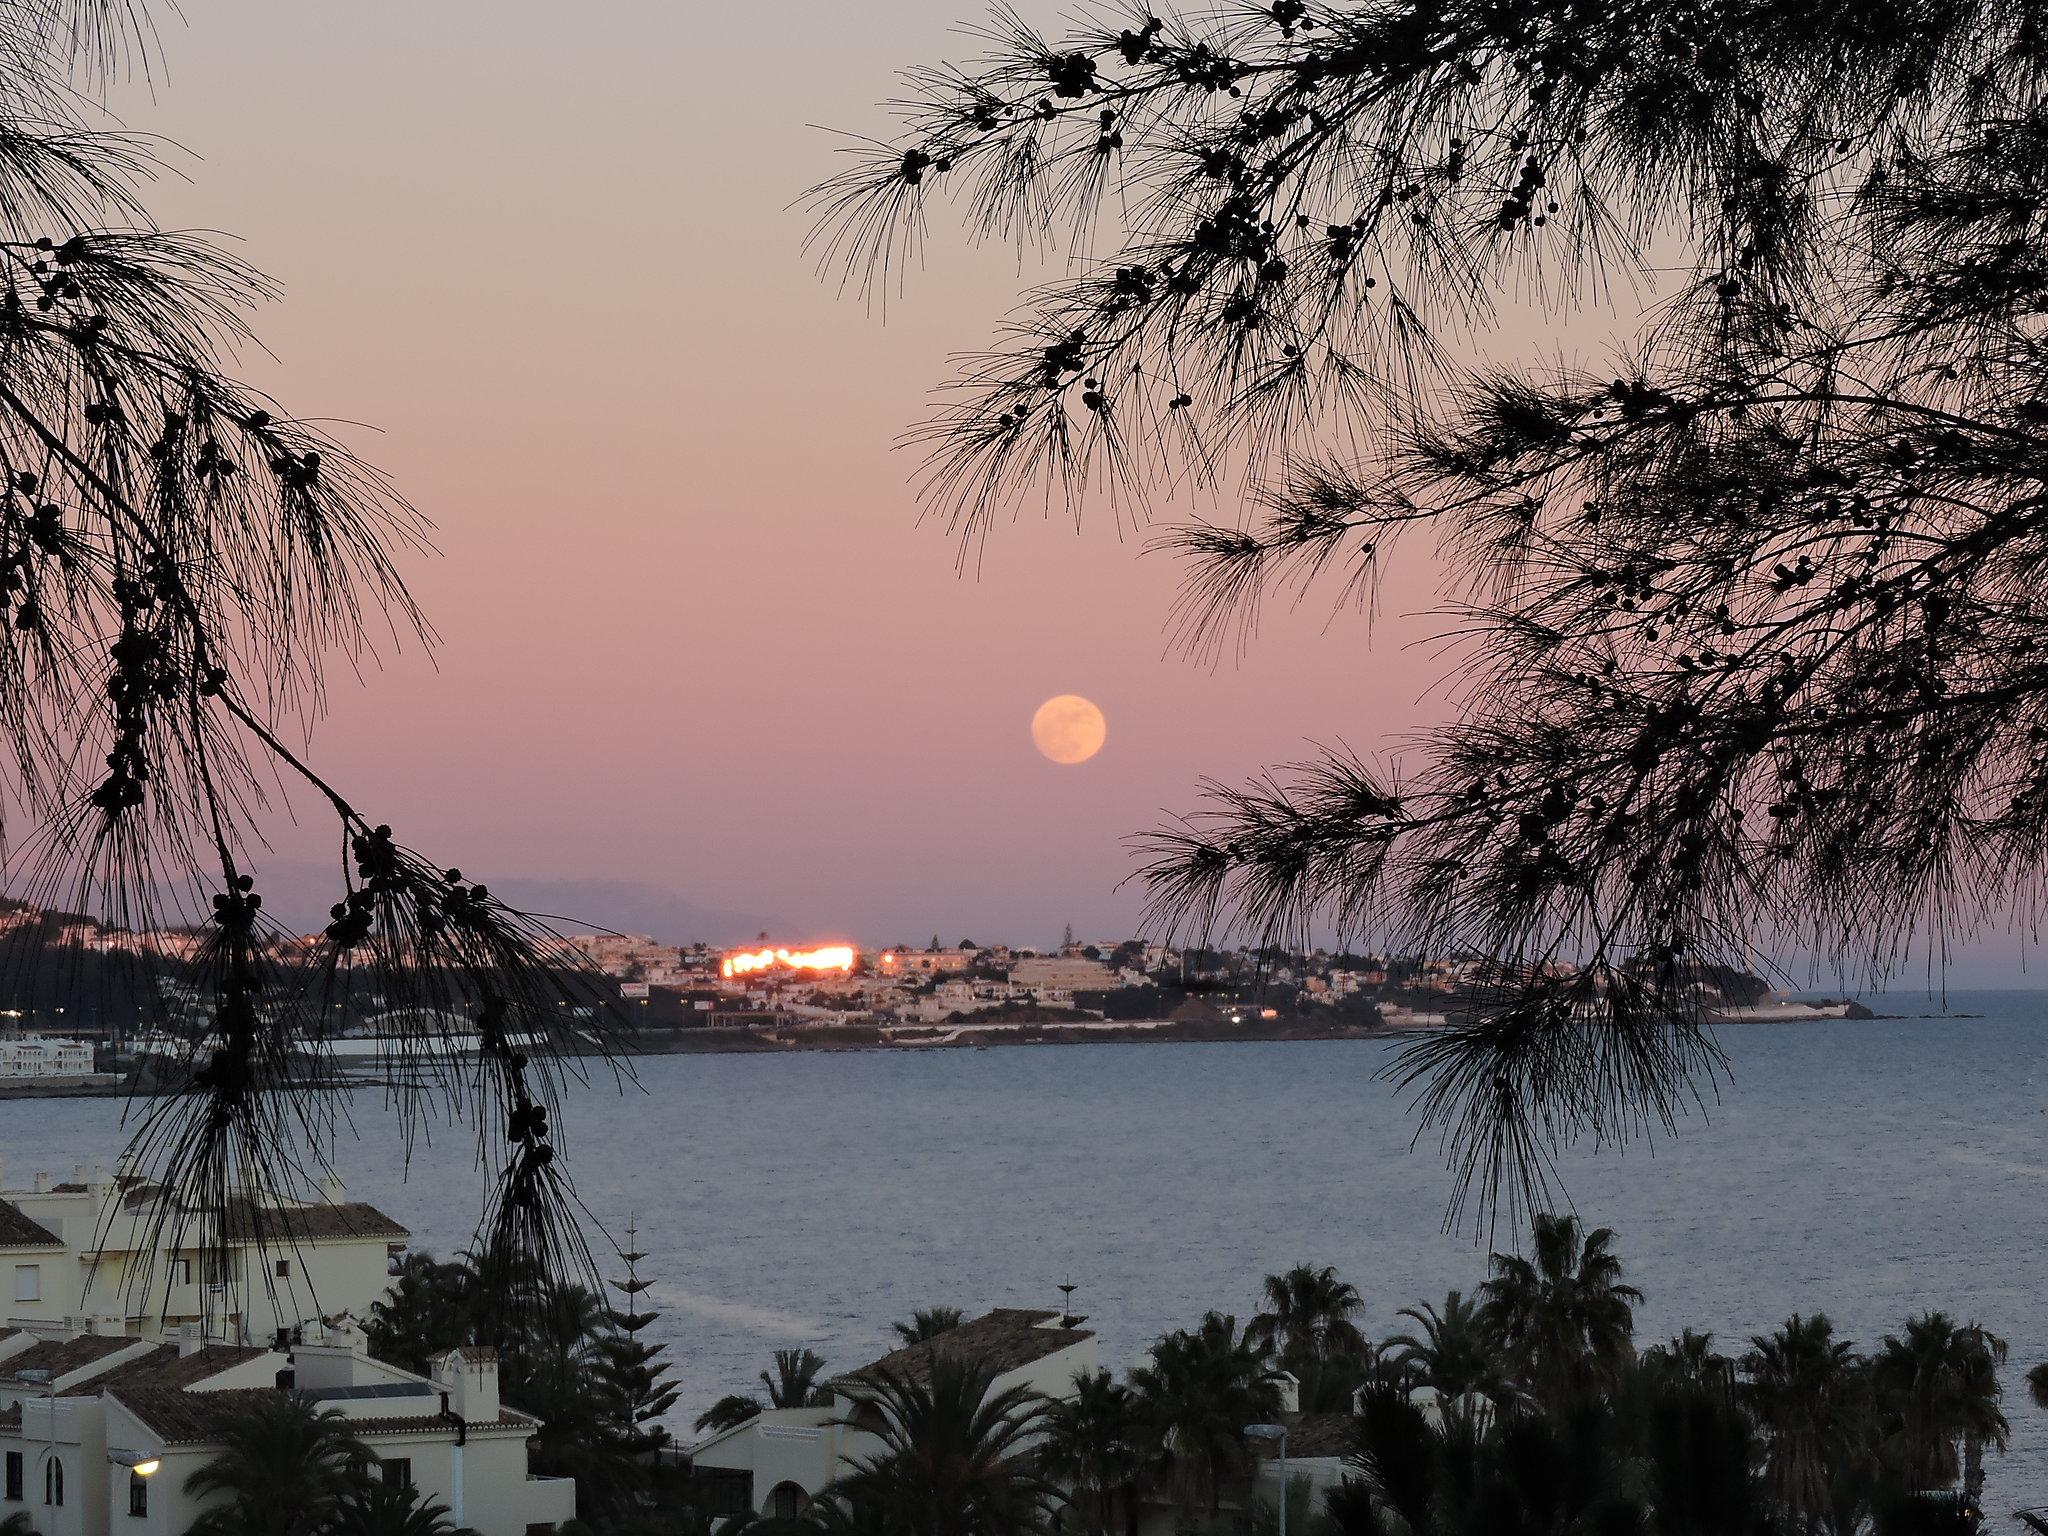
[232,862,794,946]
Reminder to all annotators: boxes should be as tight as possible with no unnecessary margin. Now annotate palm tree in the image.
[1040,1367,1142,1536]
[763,1347,832,1408]
[0,1515,33,1536]
[1628,1365,1774,1536]
[1246,1264,1371,1412]
[1388,1290,1515,1405]
[365,1252,476,1376]
[695,1392,766,1435]
[2030,1362,2048,1411]
[1130,1311,1284,1524]
[893,1307,964,1346]
[1643,1329,1731,1387]
[1247,1264,1367,1364]
[502,1281,639,1519]
[792,1499,898,1535]
[181,1395,372,1536]
[328,1480,458,1536]
[1477,1214,1641,1410]
[1871,1313,2009,1498]
[1740,1314,1859,1530]
[825,1352,1056,1536]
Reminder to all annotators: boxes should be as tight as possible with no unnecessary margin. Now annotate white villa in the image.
[0,1037,94,1080]
[0,1166,407,1346]
[0,1317,575,1536]
[691,1308,1098,1522]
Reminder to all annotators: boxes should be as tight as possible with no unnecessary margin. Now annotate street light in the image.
[1244,1422,1289,1536]
[109,1449,160,1478]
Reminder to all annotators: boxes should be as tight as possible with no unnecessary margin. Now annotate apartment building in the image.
[0,1167,406,1346]
[0,1319,574,1536]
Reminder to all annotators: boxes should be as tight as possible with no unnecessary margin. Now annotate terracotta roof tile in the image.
[61,1343,271,1396]
[1278,1411,1357,1459]
[111,1386,533,1445]
[4,1334,140,1380]
[841,1309,1092,1391]
[108,1385,276,1444]
[0,1198,60,1247]
[217,1199,409,1242]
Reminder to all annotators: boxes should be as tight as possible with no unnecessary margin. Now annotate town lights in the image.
[720,945,856,980]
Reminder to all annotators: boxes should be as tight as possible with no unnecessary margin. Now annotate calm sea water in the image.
[5,992,2046,1508]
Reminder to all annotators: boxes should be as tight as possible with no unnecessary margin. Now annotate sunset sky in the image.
[74,0,1450,947]
[80,2,2039,985]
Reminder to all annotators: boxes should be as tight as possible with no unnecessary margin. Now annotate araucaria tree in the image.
[817,0,2048,1218]
[0,1,617,1296]
[600,1222,682,1461]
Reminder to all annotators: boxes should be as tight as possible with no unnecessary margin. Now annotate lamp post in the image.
[110,1446,160,1521]
[1244,1422,1288,1536]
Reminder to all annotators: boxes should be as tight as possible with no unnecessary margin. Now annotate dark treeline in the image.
[673,1215,2023,1536]
[186,1214,2031,1535]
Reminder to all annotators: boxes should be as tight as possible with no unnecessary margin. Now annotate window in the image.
[169,1257,191,1284]
[381,1458,412,1490]
[769,1483,803,1520]
[43,1457,61,1507]
[4,1450,20,1500]
[12,1264,38,1303]
[273,1258,291,1279]
[128,1472,148,1517]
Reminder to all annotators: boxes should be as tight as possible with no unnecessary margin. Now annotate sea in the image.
[4,990,2046,1512]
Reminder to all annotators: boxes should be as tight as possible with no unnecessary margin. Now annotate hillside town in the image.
[0,898,1838,1086]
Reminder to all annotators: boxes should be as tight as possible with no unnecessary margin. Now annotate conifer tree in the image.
[600,1219,680,1462]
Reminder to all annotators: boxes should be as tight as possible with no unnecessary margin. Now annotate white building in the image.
[0,1038,93,1079]
[691,1309,1097,1522]
[1008,956,1116,994]
[0,1167,407,1347]
[0,1319,574,1536]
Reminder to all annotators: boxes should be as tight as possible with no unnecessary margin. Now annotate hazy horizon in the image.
[10,0,2032,987]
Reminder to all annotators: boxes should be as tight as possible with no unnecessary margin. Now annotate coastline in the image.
[8,1004,1962,1098]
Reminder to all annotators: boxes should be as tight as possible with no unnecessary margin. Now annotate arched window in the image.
[43,1456,62,1506]
[768,1482,805,1520]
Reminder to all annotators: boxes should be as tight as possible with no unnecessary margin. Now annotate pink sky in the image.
[85,2,2045,987]
[75,0,1448,947]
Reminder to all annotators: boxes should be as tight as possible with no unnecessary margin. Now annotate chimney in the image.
[71,1164,85,1188]
[316,1172,347,1206]
[1274,1370,1300,1415]
[177,1322,204,1357]
[31,1171,47,1193]
[438,1350,500,1422]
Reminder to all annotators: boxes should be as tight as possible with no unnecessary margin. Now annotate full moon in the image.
[1031,694,1107,765]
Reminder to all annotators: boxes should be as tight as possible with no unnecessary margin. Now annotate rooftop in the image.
[0,1197,60,1248]
[840,1309,1092,1391]
[3,1334,141,1380]
[216,1198,409,1243]
[60,1343,271,1397]
[1279,1411,1357,1459]
[111,1385,534,1444]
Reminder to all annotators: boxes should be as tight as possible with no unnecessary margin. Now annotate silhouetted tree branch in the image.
[816,0,2048,1226]
[0,0,621,1312]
